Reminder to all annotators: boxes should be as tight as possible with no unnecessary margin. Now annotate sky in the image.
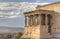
[0,0,60,28]
[0,0,59,2]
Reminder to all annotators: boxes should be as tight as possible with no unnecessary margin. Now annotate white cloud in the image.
[0,2,50,19]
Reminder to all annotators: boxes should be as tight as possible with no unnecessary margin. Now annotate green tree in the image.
[16,32,23,39]
[18,32,23,37]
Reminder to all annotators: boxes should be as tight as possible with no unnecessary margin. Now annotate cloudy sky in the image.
[0,0,59,27]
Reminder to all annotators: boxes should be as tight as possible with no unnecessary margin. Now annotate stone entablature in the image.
[24,10,54,16]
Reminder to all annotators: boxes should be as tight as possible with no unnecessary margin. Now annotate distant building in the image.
[0,33,19,39]
[21,1,60,39]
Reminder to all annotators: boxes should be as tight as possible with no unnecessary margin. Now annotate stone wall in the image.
[23,25,40,39]
[51,13,60,37]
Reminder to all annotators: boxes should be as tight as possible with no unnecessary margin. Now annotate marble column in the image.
[30,15,36,25]
[32,15,35,25]
[30,15,32,26]
[38,14,41,25]
[35,15,36,25]
[25,16,27,26]
[45,14,48,25]
[32,15,33,25]
[35,14,38,25]
[37,14,41,25]
[28,16,31,26]
[32,15,34,25]
[36,15,38,25]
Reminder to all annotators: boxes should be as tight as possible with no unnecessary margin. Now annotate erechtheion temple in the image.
[21,2,60,39]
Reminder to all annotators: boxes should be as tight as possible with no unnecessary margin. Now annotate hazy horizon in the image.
[0,26,24,33]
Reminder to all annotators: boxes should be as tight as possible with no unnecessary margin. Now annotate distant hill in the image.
[0,26,24,33]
